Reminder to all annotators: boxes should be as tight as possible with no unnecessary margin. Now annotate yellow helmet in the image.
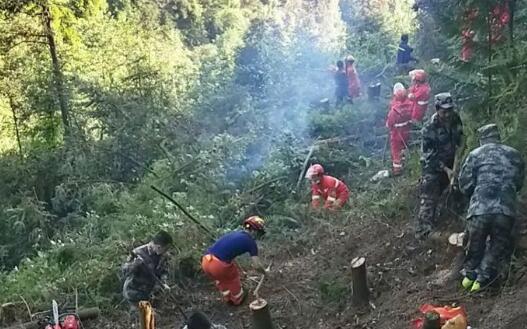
[243,216,265,232]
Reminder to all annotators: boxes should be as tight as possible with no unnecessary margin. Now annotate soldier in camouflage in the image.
[122,230,173,313]
[458,124,525,292]
[415,92,465,240]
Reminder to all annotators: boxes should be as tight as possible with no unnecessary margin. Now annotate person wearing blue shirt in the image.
[201,216,267,305]
[396,34,417,72]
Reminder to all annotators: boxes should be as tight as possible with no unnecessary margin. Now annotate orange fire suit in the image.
[346,65,361,98]
[461,2,510,62]
[386,98,413,175]
[311,175,350,209]
[409,82,431,122]
[201,254,244,305]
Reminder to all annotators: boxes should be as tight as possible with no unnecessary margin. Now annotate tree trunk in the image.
[249,299,274,329]
[41,4,70,140]
[7,95,23,160]
[351,257,369,307]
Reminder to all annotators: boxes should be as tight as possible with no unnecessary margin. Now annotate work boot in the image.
[470,281,482,292]
[461,277,474,290]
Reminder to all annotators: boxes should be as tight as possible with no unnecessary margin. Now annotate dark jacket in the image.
[397,42,414,64]
[459,142,525,218]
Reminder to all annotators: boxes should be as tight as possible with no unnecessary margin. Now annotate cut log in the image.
[76,307,100,320]
[1,303,19,325]
[351,257,369,307]
[423,311,441,329]
[249,299,274,329]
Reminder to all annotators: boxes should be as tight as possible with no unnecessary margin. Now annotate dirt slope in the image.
[88,198,527,329]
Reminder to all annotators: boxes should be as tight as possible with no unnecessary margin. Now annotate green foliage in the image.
[0,0,525,316]
[318,273,350,305]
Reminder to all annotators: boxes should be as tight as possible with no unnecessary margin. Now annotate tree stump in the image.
[249,299,274,329]
[423,311,441,329]
[351,257,369,307]
[1,303,19,325]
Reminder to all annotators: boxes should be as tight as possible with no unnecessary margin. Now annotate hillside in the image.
[1,1,527,329]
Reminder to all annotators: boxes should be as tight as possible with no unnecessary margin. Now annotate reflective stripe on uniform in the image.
[327,196,337,202]
[393,163,403,168]
[312,195,321,200]
[221,290,231,296]
[417,100,429,105]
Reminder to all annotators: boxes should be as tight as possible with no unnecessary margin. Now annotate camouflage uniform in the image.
[416,112,464,238]
[459,124,525,283]
[122,244,169,311]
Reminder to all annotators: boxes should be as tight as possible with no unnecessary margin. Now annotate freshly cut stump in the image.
[249,298,274,329]
[351,257,369,307]
[423,311,441,329]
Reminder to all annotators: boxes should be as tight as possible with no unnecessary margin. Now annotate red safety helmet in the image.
[394,89,407,101]
[243,216,265,232]
[410,69,427,82]
[305,164,324,179]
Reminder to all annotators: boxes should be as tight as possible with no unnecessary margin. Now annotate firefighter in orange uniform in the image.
[408,69,431,123]
[305,164,350,210]
[386,83,413,176]
[345,55,361,102]
[201,216,267,306]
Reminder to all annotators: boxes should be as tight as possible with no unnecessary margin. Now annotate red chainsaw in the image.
[39,300,80,329]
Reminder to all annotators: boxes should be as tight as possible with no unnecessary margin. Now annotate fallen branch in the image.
[19,295,32,322]
[150,185,215,239]
[296,141,318,191]
[246,176,287,194]
[253,275,266,300]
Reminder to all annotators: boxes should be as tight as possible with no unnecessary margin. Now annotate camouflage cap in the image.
[434,92,454,110]
[477,123,500,140]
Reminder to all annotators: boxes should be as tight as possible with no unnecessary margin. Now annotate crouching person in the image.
[202,216,267,306]
[122,230,173,314]
[459,124,525,292]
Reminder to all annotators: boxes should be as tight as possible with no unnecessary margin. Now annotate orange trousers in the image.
[201,254,244,305]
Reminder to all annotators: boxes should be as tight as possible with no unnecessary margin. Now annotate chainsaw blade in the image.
[52,300,59,325]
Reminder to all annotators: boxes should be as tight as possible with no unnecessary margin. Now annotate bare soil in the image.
[87,199,527,329]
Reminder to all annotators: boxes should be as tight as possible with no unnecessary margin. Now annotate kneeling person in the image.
[202,216,267,306]
[305,164,350,210]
